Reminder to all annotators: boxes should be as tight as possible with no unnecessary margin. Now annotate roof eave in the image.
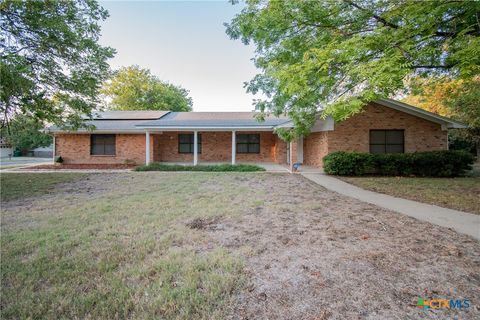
[273,121,294,129]
[135,126,277,131]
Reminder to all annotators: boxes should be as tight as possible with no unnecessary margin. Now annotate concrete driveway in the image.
[0,157,52,169]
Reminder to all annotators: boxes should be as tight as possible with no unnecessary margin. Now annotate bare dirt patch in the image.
[186,216,223,231]
[195,174,480,319]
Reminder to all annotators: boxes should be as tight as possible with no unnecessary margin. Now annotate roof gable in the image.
[375,99,465,129]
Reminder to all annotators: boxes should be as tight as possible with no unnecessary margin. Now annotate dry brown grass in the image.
[339,176,480,214]
[1,172,479,319]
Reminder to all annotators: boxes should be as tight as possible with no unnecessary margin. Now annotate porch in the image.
[144,130,296,166]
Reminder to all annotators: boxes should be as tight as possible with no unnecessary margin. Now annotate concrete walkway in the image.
[301,173,480,240]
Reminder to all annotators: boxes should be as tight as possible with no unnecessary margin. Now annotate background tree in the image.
[0,0,115,129]
[404,77,480,156]
[402,78,461,117]
[226,0,480,139]
[1,114,52,153]
[101,65,193,111]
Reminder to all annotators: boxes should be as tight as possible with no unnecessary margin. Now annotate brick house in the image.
[50,99,465,168]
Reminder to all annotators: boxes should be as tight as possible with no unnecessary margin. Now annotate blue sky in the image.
[99,1,258,111]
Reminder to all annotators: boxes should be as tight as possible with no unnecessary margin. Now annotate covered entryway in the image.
[143,130,288,166]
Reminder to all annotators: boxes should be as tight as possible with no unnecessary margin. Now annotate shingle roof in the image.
[48,111,291,132]
[136,112,290,128]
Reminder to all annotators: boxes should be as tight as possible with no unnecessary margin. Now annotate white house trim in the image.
[311,116,335,132]
[231,131,236,165]
[52,135,56,163]
[296,136,304,163]
[136,126,277,131]
[193,130,198,166]
[145,131,151,165]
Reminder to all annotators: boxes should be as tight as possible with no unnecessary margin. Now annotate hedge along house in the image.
[49,99,465,168]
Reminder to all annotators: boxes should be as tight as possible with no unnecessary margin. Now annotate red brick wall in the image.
[302,102,448,167]
[55,134,146,165]
[328,102,447,153]
[274,135,288,164]
[153,132,194,162]
[56,131,286,165]
[303,132,329,167]
[153,131,282,163]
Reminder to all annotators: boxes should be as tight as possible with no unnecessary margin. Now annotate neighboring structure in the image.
[0,138,13,158]
[31,145,54,158]
[49,99,465,167]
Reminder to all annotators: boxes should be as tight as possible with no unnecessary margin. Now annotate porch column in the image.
[145,131,151,165]
[296,136,303,164]
[231,131,236,165]
[193,130,198,166]
[52,135,56,163]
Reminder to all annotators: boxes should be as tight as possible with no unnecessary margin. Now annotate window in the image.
[369,130,404,154]
[90,134,115,155]
[178,134,201,153]
[237,134,260,154]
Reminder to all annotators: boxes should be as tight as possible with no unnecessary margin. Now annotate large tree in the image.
[101,65,193,112]
[0,0,115,129]
[226,0,480,139]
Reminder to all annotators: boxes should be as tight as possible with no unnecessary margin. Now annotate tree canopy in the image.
[0,0,115,129]
[1,114,52,152]
[226,0,480,139]
[101,65,193,112]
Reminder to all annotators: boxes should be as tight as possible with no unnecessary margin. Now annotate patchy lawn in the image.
[135,163,265,172]
[0,173,86,202]
[1,173,479,319]
[340,176,480,214]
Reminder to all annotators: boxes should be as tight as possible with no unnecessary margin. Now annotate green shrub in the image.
[323,151,475,177]
[135,163,266,172]
[322,152,375,176]
[54,156,63,164]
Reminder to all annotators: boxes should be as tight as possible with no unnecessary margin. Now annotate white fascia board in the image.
[376,99,467,129]
[135,126,276,131]
[311,116,335,132]
[274,117,334,132]
[274,121,294,128]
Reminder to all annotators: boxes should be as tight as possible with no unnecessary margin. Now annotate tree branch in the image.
[411,64,455,69]
[343,0,399,29]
